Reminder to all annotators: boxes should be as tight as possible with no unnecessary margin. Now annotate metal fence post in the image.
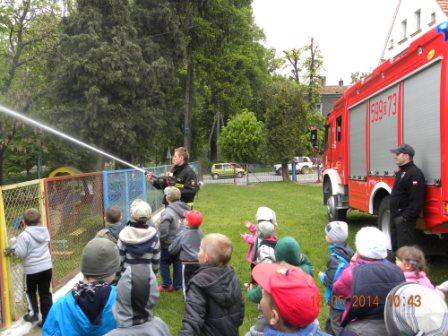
[103,171,109,211]
[291,161,297,182]
[0,188,12,328]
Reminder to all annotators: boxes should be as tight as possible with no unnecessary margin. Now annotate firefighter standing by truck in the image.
[389,144,425,250]
[146,147,198,208]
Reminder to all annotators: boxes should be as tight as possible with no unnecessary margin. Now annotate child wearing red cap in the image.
[168,210,204,296]
[252,263,330,336]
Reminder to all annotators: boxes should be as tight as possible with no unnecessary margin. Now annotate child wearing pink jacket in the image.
[395,245,444,299]
[241,206,277,264]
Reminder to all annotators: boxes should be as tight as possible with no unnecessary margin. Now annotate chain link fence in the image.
[0,180,45,323]
[44,173,103,287]
[0,162,202,328]
[103,169,160,223]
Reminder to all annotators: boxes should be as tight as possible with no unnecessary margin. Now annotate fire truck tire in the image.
[327,195,347,222]
[377,196,392,250]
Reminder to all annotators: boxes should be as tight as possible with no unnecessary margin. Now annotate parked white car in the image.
[274,156,314,175]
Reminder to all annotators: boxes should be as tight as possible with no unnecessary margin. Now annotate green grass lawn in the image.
[154,182,448,335]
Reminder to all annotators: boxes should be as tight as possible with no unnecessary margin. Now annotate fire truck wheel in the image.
[327,195,347,222]
[377,196,392,250]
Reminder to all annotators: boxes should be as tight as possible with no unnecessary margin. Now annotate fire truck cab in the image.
[323,22,448,250]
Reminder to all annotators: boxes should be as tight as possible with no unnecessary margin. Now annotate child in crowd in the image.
[105,263,170,336]
[168,209,204,295]
[96,206,125,244]
[127,198,155,227]
[252,263,330,336]
[43,238,120,335]
[246,236,314,336]
[158,186,190,292]
[318,221,354,336]
[7,208,52,327]
[333,227,405,336]
[242,206,277,265]
[248,236,314,303]
[384,282,448,336]
[395,246,440,290]
[179,233,244,336]
[117,200,160,276]
[255,220,278,264]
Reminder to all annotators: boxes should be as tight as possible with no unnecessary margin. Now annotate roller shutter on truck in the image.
[403,61,441,185]
[369,85,399,177]
[349,104,366,179]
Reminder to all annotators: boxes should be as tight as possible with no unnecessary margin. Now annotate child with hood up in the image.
[158,186,190,292]
[105,263,170,336]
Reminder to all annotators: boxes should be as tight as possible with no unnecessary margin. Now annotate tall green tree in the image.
[303,37,324,112]
[217,109,261,163]
[261,77,308,181]
[175,0,270,161]
[283,48,302,84]
[48,0,185,170]
[0,0,60,184]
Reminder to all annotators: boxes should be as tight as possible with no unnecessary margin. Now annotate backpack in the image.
[325,252,350,310]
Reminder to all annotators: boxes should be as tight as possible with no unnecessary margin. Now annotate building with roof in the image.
[318,78,348,117]
[381,0,448,61]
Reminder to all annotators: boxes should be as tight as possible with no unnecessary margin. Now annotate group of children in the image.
[5,198,448,336]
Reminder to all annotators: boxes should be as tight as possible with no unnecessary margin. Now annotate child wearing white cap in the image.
[385,282,448,336]
[333,226,405,336]
[241,206,277,264]
[117,200,160,277]
[318,221,354,335]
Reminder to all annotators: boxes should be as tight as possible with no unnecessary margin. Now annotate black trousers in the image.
[391,216,417,250]
[183,263,200,289]
[26,268,53,322]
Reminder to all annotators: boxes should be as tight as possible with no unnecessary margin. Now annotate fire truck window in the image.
[336,117,342,142]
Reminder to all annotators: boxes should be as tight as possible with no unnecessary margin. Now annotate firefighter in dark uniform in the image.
[146,147,198,207]
[389,144,425,250]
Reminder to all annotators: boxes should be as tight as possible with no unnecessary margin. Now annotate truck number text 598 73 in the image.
[370,92,397,123]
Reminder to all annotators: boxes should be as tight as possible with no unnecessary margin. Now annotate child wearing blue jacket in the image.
[318,221,354,336]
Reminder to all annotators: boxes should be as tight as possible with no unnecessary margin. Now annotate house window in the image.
[316,103,322,113]
[414,9,421,31]
[429,12,436,26]
[401,19,407,40]
[389,38,394,50]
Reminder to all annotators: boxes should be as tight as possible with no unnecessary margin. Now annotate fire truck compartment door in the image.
[403,61,441,185]
[369,85,399,176]
[349,103,367,179]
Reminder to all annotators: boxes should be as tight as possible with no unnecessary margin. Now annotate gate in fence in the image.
[0,180,45,327]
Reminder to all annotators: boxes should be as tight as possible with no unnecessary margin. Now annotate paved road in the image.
[202,172,320,185]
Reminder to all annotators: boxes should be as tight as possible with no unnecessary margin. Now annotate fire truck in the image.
[322,22,448,251]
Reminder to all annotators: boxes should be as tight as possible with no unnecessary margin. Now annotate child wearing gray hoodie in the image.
[7,208,52,326]
[105,263,170,336]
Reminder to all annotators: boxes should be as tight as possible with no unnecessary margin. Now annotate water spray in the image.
[0,103,145,173]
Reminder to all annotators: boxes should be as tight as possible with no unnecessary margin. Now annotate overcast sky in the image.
[252,0,398,85]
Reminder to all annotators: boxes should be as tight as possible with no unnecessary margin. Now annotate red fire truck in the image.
[323,22,448,251]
